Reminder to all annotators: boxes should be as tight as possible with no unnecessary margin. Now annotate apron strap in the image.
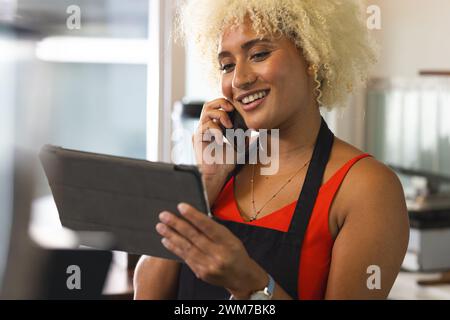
[223,117,334,240]
[287,117,334,237]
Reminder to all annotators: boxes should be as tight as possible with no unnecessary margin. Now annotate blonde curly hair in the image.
[175,0,378,109]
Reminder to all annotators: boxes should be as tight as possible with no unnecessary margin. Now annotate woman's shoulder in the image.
[329,137,400,187]
[329,138,407,228]
[324,137,373,184]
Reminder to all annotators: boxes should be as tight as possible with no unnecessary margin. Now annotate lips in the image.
[236,89,268,102]
[240,91,269,112]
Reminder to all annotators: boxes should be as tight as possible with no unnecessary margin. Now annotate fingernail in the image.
[156,223,166,233]
[159,212,169,222]
[161,238,168,246]
[177,203,188,214]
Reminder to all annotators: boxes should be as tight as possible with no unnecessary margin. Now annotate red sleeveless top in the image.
[211,153,372,299]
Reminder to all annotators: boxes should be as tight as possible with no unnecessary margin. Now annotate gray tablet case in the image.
[39,145,210,261]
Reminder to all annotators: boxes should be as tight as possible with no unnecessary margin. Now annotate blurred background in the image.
[1,0,449,299]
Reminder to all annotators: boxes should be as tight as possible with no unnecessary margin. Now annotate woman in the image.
[134,0,409,300]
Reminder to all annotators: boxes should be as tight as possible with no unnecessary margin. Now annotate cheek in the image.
[263,58,295,102]
[271,58,309,100]
[221,76,233,99]
[263,53,300,90]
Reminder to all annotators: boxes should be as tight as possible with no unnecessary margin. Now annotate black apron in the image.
[177,117,334,299]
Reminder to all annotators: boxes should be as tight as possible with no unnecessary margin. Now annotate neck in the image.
[260,107,322,173]
[281,109,321,154]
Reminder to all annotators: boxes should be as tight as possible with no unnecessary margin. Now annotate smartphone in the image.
[220,109,250,156]
[221,109,248,136]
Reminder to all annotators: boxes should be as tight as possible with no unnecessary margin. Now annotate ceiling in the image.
[0,0,148,38]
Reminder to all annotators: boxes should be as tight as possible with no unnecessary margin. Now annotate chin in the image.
[242,113,272,131]
[246,122,273,131]
[247,114,279,130]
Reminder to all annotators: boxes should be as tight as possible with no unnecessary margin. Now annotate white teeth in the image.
[241,91,267,104]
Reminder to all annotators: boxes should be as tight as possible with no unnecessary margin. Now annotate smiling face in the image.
[218,18,317,130]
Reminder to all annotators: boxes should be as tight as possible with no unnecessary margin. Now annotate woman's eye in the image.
[251,51,270,61]
[220,64,235,73]
[219,52,269,73]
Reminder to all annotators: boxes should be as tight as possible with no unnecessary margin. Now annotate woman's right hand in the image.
[192,98,237,194]
[192,98,241,204]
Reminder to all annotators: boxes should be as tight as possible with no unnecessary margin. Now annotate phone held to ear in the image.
[221,109,248,136]
[220,109,250,155]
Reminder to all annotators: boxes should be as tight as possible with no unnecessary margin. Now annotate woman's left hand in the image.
[156,203,268,299]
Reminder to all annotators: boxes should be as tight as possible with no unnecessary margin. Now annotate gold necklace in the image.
[247,159,311,222]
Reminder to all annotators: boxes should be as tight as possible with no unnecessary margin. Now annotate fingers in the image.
[159,231,210,280]
[156,213,215,278]
[198,99,235,137]
[195,112,231,147]
[199,110,233,145]
[158,225,206,269]
[199,123,224,145]
[200,109,232,127]
[192,98,240,170]
[157,211,216,255]
[157,222,192,252]
[202,98,235,113]
[177,203,229,243]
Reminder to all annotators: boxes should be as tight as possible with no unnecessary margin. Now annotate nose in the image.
[232,62,257,90]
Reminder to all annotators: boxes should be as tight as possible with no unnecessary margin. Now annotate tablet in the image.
[39,145,210,261]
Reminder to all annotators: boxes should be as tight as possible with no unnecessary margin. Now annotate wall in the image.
[331,0,450,148]
[371,0,450,78]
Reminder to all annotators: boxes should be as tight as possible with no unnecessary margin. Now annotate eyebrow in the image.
[217,38,273,61]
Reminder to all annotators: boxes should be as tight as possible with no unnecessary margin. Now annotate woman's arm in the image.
[202,169,233,206]
[325,159,410,299]
[133,256,181,300]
